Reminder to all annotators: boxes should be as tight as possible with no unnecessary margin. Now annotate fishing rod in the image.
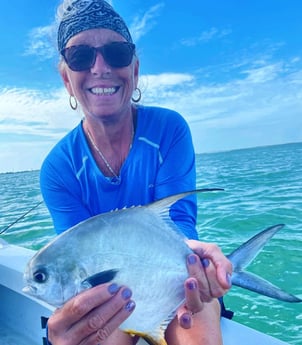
[0,200,44,235]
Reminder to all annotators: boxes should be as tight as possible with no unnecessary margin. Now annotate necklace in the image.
[86,129,120,180]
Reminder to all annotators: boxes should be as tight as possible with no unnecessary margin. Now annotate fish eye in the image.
[33,269,48,283]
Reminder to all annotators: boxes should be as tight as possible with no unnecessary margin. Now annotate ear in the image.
[60,65,74,96]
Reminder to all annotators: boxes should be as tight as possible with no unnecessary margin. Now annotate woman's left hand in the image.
[178,240,233,328]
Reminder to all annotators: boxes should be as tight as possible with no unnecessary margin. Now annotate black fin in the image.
[82,269,118,287]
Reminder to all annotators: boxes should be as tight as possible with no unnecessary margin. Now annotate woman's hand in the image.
[47,283,135,345]
[178,240,233,328]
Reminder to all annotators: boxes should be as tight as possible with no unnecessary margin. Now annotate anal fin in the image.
[124,330,167,345]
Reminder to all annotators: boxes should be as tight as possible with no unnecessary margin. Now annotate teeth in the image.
[91,87,117,95]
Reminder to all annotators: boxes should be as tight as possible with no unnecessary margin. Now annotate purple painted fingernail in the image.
[201,258,210,268]
[180,313,192,329]
[187,280,197,290]
[182,313,191,323]
[188,255,197,265]
[108,283,119,295]
[125,300,136,312]
[227,273,232,287]
[122,288,132,300]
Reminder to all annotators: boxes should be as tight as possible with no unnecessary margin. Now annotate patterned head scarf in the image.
[57,0,133,52]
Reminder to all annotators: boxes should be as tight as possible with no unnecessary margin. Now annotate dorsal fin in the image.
[146,189,224,217]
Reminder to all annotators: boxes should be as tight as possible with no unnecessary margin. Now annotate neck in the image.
[84,105,136,143]
[83,106,136,177]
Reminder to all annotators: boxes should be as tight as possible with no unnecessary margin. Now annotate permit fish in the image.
[23,190,301,345]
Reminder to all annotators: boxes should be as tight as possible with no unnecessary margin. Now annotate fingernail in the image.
[180,313,192,329]
[188,255,197,265]
[187,280,197,290]
[124,300,136,312]
[122,288,132,300]
[201,258,210,268]
[108,283,119,295]
[226,273,232,287]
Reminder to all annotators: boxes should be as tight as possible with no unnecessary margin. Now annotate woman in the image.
[41,0,232,344]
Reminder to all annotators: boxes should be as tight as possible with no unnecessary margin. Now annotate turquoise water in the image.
[1,142,301,344]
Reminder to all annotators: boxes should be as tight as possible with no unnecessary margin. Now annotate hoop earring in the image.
[131,88,141,103]
[69,95,78,110]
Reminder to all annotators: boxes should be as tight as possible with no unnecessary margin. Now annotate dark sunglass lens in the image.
[103,42,135,68]
[63,45,96,71]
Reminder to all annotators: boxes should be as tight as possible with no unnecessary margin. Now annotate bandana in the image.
[57,0,133,52]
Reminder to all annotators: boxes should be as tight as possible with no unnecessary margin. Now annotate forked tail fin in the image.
[228,224,301,303]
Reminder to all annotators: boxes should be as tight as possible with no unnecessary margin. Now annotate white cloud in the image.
[0,87,79,138]
[181,27,232,46]
[139,58,302,152]
[24,25,57,60]
[143,73,194,85]
[0,87,80,172]
[130,3,164,42]
[241,63,283,83]
[0,54,302,172]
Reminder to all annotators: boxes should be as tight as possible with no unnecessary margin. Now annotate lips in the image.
[90,86,120,95]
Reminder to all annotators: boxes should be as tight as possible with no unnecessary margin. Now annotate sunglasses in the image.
[61,42,136,72]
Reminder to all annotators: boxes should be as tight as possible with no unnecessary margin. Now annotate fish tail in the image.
[232,271,302,302]
[228,224,302,303]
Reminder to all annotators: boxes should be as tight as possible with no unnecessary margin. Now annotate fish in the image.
[23,190,301,345]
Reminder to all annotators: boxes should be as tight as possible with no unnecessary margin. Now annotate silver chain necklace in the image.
[86,129,120,180]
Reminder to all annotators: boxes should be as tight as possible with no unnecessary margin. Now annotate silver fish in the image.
[23,190,301,345]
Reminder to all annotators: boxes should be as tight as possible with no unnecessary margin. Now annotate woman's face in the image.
[60,28,139,120]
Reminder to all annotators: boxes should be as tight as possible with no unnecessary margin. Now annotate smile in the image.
[90,86,119,95]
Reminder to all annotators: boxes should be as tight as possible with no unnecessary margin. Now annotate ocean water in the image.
[1,142,301,344]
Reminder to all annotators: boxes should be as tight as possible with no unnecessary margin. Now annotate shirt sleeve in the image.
[40,155,92,234]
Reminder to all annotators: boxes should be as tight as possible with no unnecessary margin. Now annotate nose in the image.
[90,51,111,75]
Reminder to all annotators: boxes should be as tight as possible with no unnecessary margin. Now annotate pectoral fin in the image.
[82,269,118,287]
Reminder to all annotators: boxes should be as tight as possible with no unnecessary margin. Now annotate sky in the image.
[0,0,301,172]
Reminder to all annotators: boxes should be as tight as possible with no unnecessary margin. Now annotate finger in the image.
[51,283,120,331]
[48,283,121,344]
[80,300,136,345]
[184,277,204,313]
[177,305,193,329]
[68,287,134,344]
[201,244,232,289]
[204,248,232,290]
[95,300,136,343]
[201,258,227,297]
[187,240,233,289]
[186,254,212,303]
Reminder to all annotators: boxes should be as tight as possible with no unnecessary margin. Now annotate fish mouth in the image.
[22,285,37,296]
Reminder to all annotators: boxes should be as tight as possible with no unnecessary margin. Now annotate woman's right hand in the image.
[47,283,136,345]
